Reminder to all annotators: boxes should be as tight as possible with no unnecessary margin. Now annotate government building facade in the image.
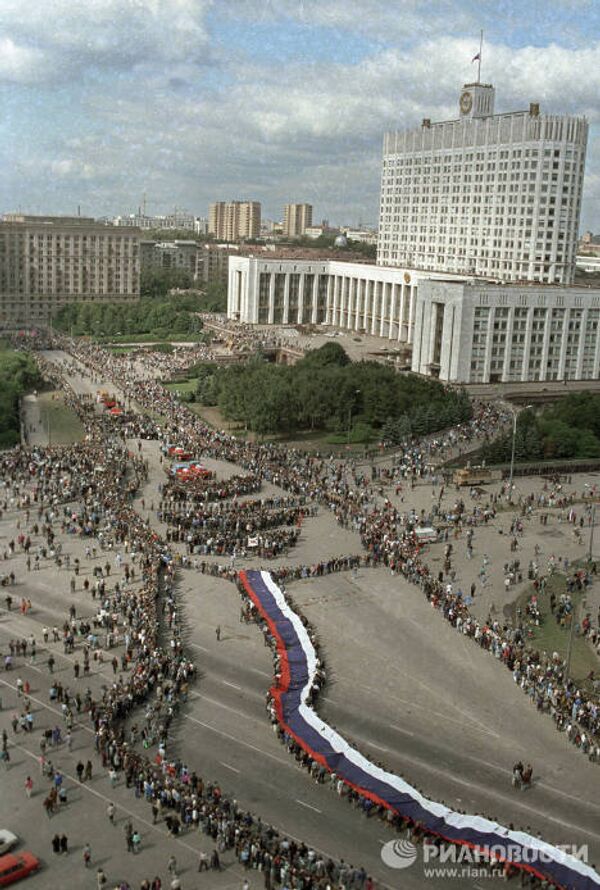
[0,214,140,325]
[227,82,600,384]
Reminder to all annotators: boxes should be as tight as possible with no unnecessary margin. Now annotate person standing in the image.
[51,835,60,855]
[198,851,209,872]
[83,843,92,867]
[167,855,177,876]
[24,776,33,798]
[215,625,221,642]
[107,802,116,824]
[59,834,68,855]
[96,867,107,888]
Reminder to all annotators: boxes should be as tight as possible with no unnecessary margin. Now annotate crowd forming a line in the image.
[42,336,600,760]
[4,377,381,890]
[8,333,600,888]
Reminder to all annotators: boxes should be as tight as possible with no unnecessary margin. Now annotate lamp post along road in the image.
[507,404,533,501]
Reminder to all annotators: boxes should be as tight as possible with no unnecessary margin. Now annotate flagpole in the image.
[478,29,483,82]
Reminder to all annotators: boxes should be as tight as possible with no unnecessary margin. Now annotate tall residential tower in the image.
[209,201,261,241]
[283,203,313,237]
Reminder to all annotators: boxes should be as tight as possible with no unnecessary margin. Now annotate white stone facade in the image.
[412,280,600,383]
[227,255,467,342]
[378,85,588,286]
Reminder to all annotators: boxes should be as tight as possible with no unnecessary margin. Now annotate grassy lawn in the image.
[164,379,198,397]
[97,333,205,344]
[107,346,135,355]
[37,391,85,444]
[510,572,599,689]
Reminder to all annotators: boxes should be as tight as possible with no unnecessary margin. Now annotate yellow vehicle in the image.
[452,466,500,487]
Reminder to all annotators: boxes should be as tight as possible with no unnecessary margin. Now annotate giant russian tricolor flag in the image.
[239,569,600,890]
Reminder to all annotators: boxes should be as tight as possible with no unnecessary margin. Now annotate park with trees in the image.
[181,342,473,441]
[51,269,225,342]
[0,346,43,446]
[481,393,600,464]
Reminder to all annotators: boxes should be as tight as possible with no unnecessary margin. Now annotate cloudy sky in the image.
[2,0,600,228]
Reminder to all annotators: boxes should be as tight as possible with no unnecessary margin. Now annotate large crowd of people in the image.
[41,335,600,766]
[3,332,599,888]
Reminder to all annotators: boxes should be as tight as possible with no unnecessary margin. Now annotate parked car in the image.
[0,835,17,857]
[0,852,40,886]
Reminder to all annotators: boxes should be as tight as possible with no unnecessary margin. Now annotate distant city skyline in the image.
[3,1,600,228]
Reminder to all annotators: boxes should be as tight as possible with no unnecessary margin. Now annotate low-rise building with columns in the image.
[227,254,468,344]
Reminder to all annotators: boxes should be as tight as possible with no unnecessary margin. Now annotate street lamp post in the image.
[507,404,533,502]
[347,389,361,445]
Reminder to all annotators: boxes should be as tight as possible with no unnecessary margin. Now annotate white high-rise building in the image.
[377,83,588,285]
[227,80,600,385]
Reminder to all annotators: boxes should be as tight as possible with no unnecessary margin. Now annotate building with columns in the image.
[227,80,600,384]
[227,255,467,341]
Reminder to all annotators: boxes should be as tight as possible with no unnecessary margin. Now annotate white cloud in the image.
[0,37,48,84]
[0,0,213,82]
[3,4,600,227]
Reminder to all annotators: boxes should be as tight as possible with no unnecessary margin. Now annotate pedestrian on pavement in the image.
[84,760,93,781]
[131,830,141,853]
[215,625,221,642]
[198,851,209,872]
[167,855,177,876]
[51,835,60,855]
[107,802,116,824]
[83,843,92,867]
[59,834,68,855]
[76,760,85,782]
[24,776,33,798]
[96,867,107,887]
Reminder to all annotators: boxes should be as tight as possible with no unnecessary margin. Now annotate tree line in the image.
[0,348,43,447]
[187,342,472,437]
[481,393,600,464]
[53,269,226,340]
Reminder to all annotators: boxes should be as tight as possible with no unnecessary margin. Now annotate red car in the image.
[0,852,40,886]
[168,446,192,460]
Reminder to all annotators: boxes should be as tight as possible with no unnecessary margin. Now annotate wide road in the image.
[25,346,600,889]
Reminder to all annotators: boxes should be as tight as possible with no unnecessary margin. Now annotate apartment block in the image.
[209,201,261,241]
[0,214,140,324]
[283,203,313,238]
